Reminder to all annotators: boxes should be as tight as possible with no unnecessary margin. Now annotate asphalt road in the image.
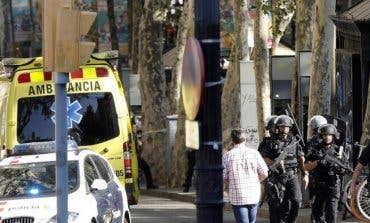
[130,195,269,223]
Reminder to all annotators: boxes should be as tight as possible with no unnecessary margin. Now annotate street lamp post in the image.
[194,0,223,222]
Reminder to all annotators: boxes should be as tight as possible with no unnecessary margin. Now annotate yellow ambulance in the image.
[0,51,139,204]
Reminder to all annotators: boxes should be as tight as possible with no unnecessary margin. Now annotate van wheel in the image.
[124,217,129,223]
[91,218,97,223]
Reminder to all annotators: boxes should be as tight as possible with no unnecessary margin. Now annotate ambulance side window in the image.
[84,157,100,188]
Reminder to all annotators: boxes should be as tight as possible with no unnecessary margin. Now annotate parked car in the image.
[0,141,131,223]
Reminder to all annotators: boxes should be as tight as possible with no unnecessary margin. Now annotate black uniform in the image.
[306,135,321,153]
[358,144,370,167]
[259,134,304,223]
[306,143,343,223]
[183,149,196,192]
[306,135,321,200]
[258,134,275,153]
[258,133,277,207]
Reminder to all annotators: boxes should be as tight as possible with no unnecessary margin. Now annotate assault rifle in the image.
[285,104,305,147]
[260,139,301,207]
[269,140,300,173]
[323,153,353,174]
[308,146,352,174]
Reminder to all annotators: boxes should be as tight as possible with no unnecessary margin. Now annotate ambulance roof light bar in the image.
[2,58,36,67]
[1,57,41,81]
[11,140,78,156]
[90,50,118,60]
[2,51,117,69]
[89,51,118,70]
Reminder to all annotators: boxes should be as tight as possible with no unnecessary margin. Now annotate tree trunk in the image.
[361,86,370,145]
[291,0,314,117]
[168,96,187,187]
[241,2,249,61]
[1,0,13,57]
[253,0,271,141]
[91,0,99,51]
[271,5,295,55]
[107,0,119,51]
[138,0,170,185]
[168,0,194,188]
[130,0,142,73]
[307,0,335,136]
[221,0,247,146]
[221,45,239,146]
[0,0,4,57]
[106,0,122,71]
[169,0,193,113]
[28,0,37,57]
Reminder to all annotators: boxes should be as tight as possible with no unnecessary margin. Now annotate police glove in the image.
[318,159,327,166]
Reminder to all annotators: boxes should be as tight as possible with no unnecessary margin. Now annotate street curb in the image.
[139,188,352,222]
[140,189,269,218]
[141,189,196,204]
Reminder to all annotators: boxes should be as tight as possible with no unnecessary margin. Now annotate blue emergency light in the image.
[12,140,78,156]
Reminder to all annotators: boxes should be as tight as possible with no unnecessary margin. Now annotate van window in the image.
[17,93,119,145]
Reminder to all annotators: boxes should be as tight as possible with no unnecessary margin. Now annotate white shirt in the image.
[223,143,268,205]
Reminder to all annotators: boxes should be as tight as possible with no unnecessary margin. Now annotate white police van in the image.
[0,141,131,223]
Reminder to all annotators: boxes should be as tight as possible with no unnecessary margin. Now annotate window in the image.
[91,155,113,183]
[17,93,119,145]
[0,161,78,198]
[84,157,100,188]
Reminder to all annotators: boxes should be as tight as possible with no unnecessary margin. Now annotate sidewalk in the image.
[140,187,316,222]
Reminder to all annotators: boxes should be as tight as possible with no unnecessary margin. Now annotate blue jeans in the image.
[232,203,258,223]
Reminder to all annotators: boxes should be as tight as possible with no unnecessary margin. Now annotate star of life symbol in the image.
[51,97,83,129]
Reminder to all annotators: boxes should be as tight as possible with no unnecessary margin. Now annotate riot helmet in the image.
[308,115,327,132]
[265,115,278,129]
[318,124,337,145]
[318,124,337,136]
[275,115,293,127]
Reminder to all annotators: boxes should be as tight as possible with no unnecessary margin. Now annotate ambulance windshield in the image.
[0,161,77,198]
[17,93,119,145]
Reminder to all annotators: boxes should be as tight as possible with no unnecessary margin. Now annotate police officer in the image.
[259,115,309,223]
[306,115,328,200]
[266,115,279,137]
[258,115,278,207]
[305,124,344,223]
[306,115,328,152]
[258,115,278,152]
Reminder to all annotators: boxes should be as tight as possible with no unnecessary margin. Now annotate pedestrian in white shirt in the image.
[223,128,269,223]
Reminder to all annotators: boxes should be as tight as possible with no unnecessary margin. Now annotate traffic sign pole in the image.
[194,0,223,222]
[53,72,69,223]
[42,1,96,221]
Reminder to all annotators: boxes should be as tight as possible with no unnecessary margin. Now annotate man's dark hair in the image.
[231,128,246,144]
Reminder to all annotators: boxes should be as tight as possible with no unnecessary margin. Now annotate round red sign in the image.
[181,37,205,120]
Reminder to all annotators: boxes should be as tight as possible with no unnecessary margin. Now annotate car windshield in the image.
[17,93,119,145]
[0,161,78,198]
